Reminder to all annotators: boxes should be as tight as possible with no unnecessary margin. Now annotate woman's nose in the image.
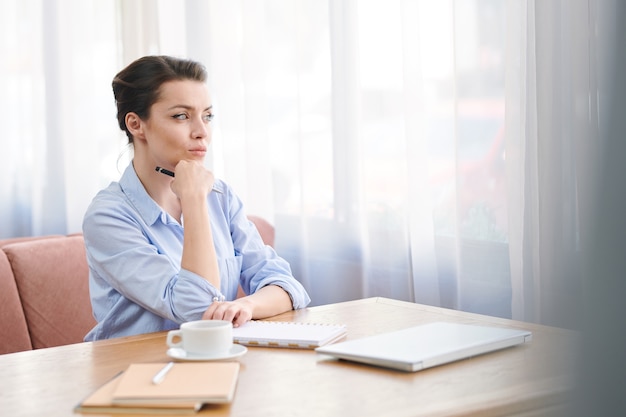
[191,116,209,139]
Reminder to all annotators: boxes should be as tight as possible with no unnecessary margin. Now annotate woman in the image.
[83,55,310,341]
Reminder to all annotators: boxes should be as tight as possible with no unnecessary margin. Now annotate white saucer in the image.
[166,344,248,362]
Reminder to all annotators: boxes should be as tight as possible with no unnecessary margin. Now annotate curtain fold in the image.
[1,0,609,329]
[401,1,440,306]
[510,0,593,327]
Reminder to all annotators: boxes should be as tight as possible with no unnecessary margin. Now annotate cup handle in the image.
[166,330,183,348]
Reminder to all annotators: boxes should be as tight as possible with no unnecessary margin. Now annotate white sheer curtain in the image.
[0,0,125,237]
[507,0,598,327]
[1,0,611,329]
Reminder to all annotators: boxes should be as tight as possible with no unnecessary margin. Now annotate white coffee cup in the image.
[166,320,233,356]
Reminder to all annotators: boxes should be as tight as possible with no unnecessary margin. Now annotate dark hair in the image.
[112,55,208,143]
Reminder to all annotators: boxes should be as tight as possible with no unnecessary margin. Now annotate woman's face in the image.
[140,79,213,169]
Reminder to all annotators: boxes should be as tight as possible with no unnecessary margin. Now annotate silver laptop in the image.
[315,321,532,372]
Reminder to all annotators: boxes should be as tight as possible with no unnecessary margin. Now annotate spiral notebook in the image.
[232,321,347,349]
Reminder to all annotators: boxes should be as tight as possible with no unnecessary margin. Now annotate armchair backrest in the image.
[0,250,32,354]
[3,235,96,349]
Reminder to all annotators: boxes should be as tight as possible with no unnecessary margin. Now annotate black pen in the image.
[155,166,223,193]
[155,166,176,177]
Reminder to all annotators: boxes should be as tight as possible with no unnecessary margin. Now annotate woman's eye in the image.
[203,113,214,123]
[173,113,188,120]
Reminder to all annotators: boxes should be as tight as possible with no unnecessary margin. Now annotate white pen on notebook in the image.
[155,166,223,194]
[151,362,174,385]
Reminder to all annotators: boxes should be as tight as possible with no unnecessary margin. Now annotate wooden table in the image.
[0,297,579,417]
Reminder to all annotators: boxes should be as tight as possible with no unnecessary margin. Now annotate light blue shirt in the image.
[82,163,310,341]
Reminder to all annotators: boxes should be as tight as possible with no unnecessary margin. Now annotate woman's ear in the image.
[125,112,144,140]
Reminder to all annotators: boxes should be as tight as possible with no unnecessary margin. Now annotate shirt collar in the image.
[119,162,168,226]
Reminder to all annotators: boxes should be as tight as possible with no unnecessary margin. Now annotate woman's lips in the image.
[189,148,207,157]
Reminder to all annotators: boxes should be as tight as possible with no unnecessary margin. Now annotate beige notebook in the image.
[232,321,347,349]
[112,362,240,406]
[74,373,202,415]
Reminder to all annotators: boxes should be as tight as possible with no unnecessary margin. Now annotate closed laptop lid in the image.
[315,321,532,372]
